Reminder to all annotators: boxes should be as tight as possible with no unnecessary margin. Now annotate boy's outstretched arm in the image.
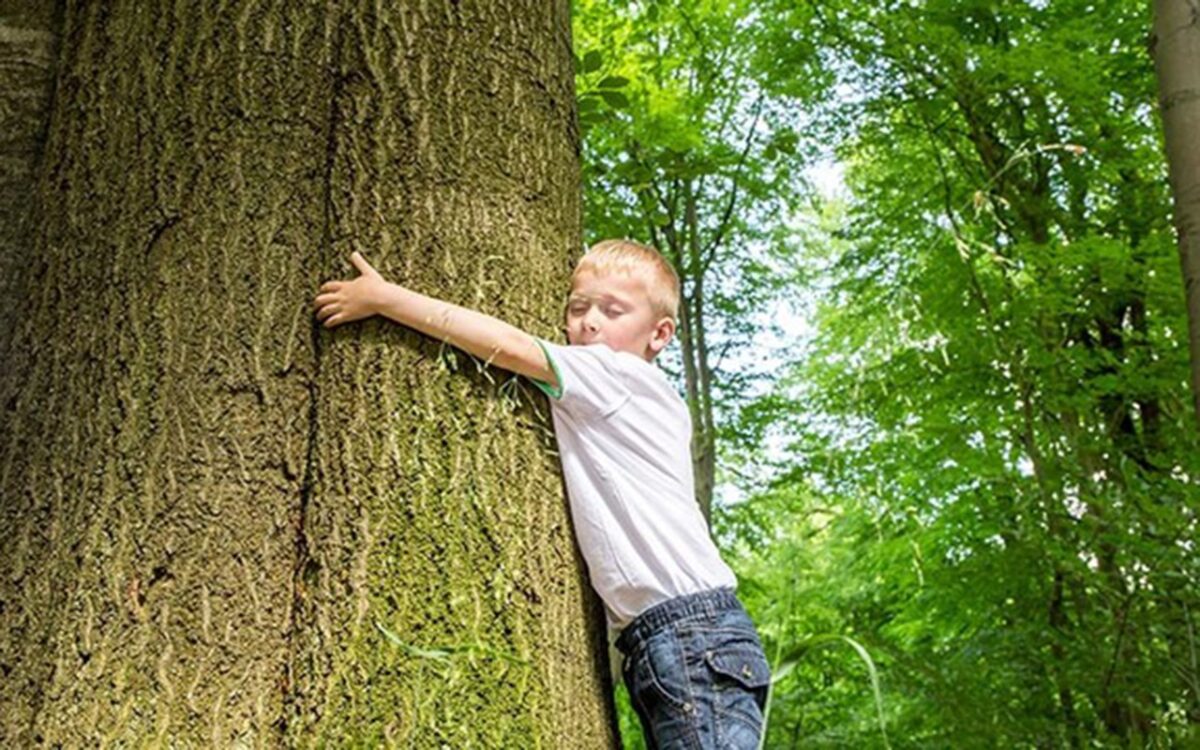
[313,252,558,388]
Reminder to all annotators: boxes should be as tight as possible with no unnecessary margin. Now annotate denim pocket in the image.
[634,629,692,712]
[700,629,771,736]
[705,640,771,690]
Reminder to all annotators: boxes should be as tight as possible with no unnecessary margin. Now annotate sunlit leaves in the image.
[729,0,1200,746]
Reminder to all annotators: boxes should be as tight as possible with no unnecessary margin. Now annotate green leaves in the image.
[578,0,1198,747]
[597,75,629,89]
[597,90,629,109]
[578,49,603,74]
[763,129,798,161]
[574,43,633,130]
[722,0,1199,746]
[770,635,892,750]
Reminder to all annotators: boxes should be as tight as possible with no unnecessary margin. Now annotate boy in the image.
[313,239,771,749]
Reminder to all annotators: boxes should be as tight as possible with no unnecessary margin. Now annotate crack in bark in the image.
[278,8,346,742]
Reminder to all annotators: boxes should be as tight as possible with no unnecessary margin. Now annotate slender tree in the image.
[1152,0,1200,426]
[0,2,617,747]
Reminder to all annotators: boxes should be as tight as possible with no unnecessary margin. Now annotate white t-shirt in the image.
[530,340,738,629]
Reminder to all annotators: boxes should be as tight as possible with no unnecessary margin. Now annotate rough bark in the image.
[0,1,62,358]
[1152,0,1200,426]
[0,1,617,747]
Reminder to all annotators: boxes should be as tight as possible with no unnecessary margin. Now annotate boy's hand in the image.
[313,252,390,328]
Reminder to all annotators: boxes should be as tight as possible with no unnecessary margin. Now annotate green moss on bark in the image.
[0,2,616,747]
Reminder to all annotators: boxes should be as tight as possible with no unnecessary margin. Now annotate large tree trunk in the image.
[0,2,617,747]
[1152,0,1200,426]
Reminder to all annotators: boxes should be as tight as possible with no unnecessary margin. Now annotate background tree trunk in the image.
[0,2,617,747]
[646,180,717,524]
[1153,0,1200,426]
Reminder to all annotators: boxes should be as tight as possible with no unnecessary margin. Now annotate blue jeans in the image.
[616,588,771,749]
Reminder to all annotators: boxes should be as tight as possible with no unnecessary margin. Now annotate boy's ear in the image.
[649,316,676,354]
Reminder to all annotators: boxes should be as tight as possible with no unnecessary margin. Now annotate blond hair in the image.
[571,239,681,321]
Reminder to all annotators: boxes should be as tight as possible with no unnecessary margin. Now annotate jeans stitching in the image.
[676,625,701,723]
[713,684,764,733]
[638,632,706,748]
[622,591,764,749]
[706,634,768,745]
[640,636,689,712]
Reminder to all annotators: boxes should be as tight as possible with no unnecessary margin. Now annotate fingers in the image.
[316,261,369,329]
[350,251,374,275]
[314,300,343,328]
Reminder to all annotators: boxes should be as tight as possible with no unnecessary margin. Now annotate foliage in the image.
[732,0,1200,746]
[576,0,1199,747]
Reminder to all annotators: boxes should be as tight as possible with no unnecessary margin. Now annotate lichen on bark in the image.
[0,2,616,747]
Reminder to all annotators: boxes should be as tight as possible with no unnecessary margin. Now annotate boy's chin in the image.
[610,343,654,360]
[570,333,605,347]
[569,338,650,359]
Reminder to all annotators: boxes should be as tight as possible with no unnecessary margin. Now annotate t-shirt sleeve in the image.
[529,339,632,419]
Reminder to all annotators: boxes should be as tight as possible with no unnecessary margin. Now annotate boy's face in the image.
[565,270,675,360]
